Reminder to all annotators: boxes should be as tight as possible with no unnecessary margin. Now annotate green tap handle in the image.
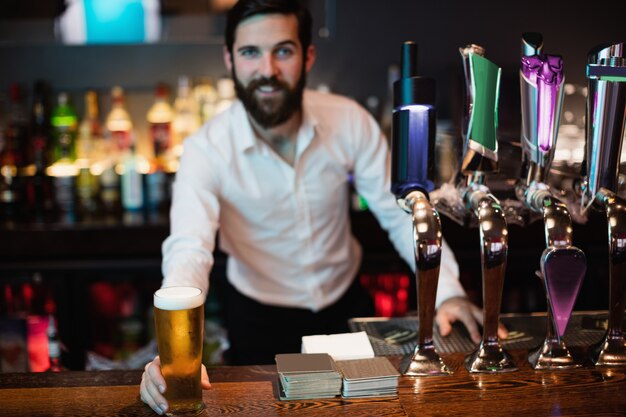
[460,48,502,175]
[468,53,501,156]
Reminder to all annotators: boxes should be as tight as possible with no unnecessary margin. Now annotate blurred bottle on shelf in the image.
[50,92,78,164]
[5,83,29,169]
[120,138,145,212]
[146,83,173,212]
[49,92,79,221]
[146,83,173,163]
[172,75,200,160]
[193,77,218,124]
[215,77,236,115]
[76,90,102,215]
[105,86,133,154]
[46,314,62,372]
[99,86,132,214]
[27,80,54,221]
[380,64,400,140]
[0,83,29,219]
[115,288,144,361]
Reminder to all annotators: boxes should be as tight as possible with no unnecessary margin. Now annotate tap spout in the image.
[401,190,451,375]
[463,184,517,373]
[591,189,626,366]
[466,186,508,345]
[527,189,587,369]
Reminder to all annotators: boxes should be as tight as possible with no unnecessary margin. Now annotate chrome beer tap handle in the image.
[402,191,451,376]
[463,184,517,373]
[457,45,516,372]
[583,42,626,366]
[517,37,587,369]
[391,41,450,376]
[591,189,626,366]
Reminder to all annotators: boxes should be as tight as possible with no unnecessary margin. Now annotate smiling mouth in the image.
[256,85,283,95]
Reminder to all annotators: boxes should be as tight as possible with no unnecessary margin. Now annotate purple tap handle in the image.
[522,55,564,153]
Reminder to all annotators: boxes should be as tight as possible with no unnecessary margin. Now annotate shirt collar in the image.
[232,100,258,154]
[232,90,320,156]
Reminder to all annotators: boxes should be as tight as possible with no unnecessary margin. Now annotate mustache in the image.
[246,76,289,92]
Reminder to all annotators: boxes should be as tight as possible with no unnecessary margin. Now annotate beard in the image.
[232,66,306,129]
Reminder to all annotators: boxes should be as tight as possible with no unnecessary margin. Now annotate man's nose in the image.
[259,54,279,78]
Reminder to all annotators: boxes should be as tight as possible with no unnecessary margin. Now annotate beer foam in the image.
[154,286,204,310]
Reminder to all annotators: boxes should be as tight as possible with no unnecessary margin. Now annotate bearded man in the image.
[140,1,501,414]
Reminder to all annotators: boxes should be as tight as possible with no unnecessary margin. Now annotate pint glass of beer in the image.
[154,286,205,416]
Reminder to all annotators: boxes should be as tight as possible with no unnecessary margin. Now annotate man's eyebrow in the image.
[236,40,298,52]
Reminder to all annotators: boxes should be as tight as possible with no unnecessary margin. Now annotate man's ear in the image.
[305,44,316,73]
[223,45,233,72]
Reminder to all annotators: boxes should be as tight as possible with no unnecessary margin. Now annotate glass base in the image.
[165,401,206,417]
[465,341,517,373]
[591,334,626,366]
[402,345,452,376]
[528,339,580,370]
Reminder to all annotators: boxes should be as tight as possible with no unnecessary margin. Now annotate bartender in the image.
[140,0,506,414]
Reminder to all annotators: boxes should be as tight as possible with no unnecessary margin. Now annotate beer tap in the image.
[458,44,517,373]
[390,41,450,376]
[517,33,587,370]
[582,42,626,366]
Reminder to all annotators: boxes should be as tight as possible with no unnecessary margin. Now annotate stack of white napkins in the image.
[335,357,400,398]
[275,353,342,400]
[301,331,375,361]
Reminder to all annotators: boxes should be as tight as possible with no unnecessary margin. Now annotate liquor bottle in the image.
[120,139,144,212]
[5,83,29,168]
[116,293,144,361]
[50,92,78,164]
[50,92,79,219]
[100,86,132,214]
[28,80,54,220]
[380,64,400,140]
[146,83,173,163]
[215,77,236,115]
[0,84,29,218]
[46,314,62,372]
[193,77,218,124]
[76,90,101,214]
[172,76,200,158]
[105,86,133,154]
[0,125,20,218]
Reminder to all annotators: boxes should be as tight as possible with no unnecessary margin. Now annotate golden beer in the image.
[154,286,205,416]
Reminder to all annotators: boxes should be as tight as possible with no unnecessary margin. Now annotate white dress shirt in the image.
[162,89,466,311]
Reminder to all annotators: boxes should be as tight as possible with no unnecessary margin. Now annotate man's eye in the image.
[240,49,259,58]
[275,48,294,58]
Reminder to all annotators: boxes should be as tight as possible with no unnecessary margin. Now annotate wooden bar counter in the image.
[0,348,624,417]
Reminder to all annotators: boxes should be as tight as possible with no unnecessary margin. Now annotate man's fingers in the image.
[436,311,453,337]
[469,305,483,326]
[140,370,167,415]
[140,358,169,415]
[498,322,509,340]
[469,304,509,341]
[201,365,212,389]
[146,359,167,394]
[459,313,481,344]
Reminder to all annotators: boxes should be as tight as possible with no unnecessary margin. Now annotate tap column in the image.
[517,33,587,370]
[583,42,626,366]
[391,41,450,376]
[458,44,517,373]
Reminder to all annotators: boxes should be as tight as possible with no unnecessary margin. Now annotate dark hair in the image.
[225,0,312,55]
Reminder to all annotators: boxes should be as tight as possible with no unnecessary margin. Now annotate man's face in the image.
[225,13,315,128]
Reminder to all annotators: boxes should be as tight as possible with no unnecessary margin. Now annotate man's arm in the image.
[142,133,221,415]
[161,133,222,294]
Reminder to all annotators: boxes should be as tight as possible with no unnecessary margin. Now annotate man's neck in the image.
[248,111,303,166]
